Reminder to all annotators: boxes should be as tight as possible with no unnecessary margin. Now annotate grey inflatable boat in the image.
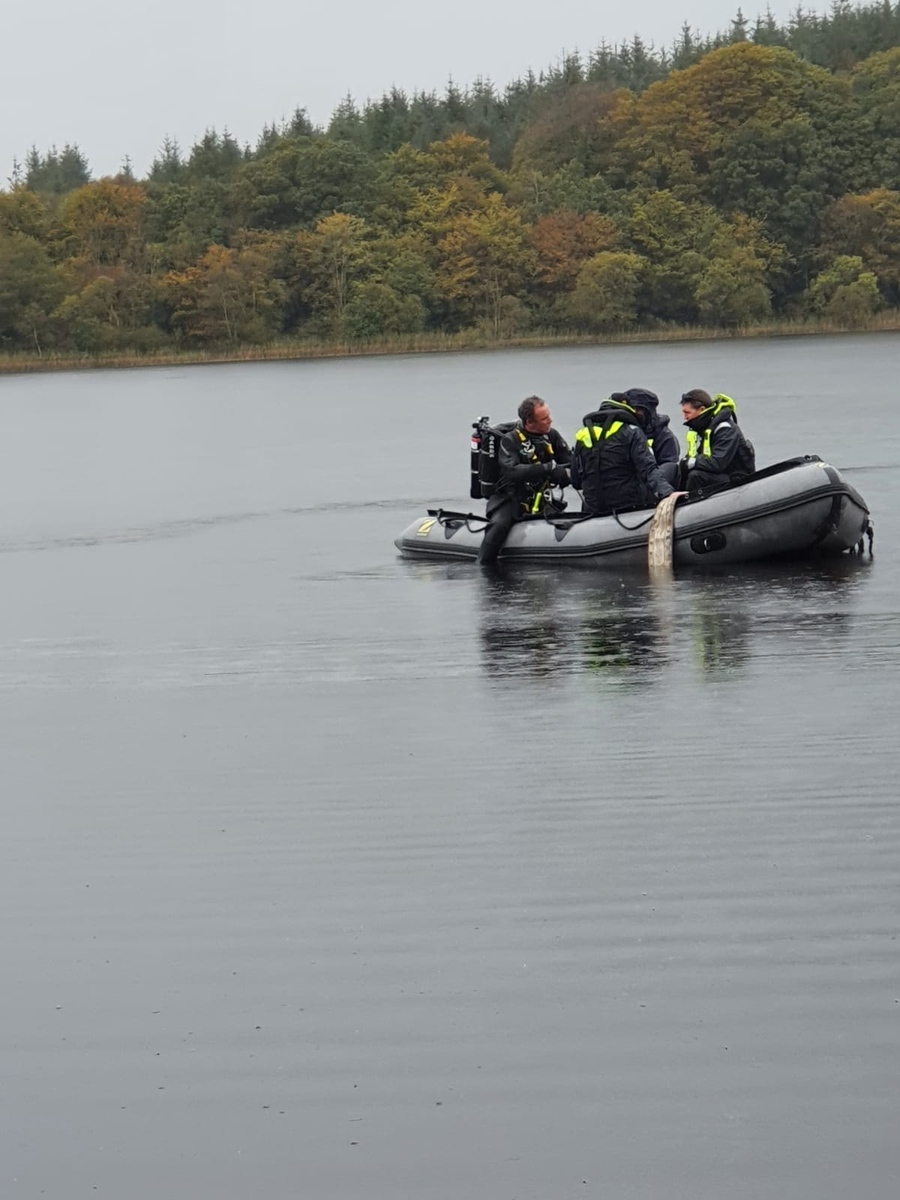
[395,457,872,567]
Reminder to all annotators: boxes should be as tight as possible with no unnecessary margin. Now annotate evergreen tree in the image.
[150,137,184,184]
[328,94,363,140]
[25,143,90,194]
[731,8,750,41]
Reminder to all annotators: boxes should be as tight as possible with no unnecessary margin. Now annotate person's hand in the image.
[549,465,570,486]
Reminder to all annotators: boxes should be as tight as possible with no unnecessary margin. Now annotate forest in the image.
[3,2,900,360]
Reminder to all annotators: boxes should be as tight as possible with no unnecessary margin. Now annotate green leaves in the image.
[805,255,882,323]
[0,232,64,352]
[7,14,900,355]
[566,251,645,330]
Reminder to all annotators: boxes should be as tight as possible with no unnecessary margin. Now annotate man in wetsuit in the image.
[477,396,571,565]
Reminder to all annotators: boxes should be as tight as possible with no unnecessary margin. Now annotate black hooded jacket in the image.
[570,399,675,515]
[683,395,755,491]
[619,388,680,466]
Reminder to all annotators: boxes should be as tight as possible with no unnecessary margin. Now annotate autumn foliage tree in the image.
[531,210,620,292]
[60,179,147,266]
[5,6,900,357]
[437,193,535,333]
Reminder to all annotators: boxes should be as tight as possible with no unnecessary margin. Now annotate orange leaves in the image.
[436,193,535,332]
[161,242,286,343]
[531,210,620,290]
[512,83,621,175]
[60,178,147,266]
[604,44,845,194]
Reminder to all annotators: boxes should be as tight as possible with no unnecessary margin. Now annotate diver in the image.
[570,393,677,515]
[477,396,571,565]
[679,390,756,495]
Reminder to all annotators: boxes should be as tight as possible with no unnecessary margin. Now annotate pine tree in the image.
[444,77,467,124]
[328,94,362,140]
[289,107,316,138]
[731,7,749,42]
[150,136,184,183]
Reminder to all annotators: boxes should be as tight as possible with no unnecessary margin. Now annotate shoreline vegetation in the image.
[2,313,900,376]
[5,5,900,368]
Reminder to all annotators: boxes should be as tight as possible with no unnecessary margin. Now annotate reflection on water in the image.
[2,345,900,1200]
[476,557,870,683]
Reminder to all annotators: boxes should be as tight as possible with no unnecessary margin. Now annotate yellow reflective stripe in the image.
[578,420,623,446]
[531,490,543,513]
[686,429,712,457]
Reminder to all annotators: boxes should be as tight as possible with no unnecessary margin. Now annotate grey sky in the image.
[4,0,801,181]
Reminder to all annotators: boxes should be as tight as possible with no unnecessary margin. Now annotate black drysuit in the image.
[478,423,571,564]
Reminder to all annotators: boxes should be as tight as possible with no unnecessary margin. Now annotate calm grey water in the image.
[2,336,899,1200]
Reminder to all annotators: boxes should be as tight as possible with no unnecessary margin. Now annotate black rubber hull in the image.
[394,459,871,567]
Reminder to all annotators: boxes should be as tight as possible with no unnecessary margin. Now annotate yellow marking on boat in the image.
[416,518,436,536]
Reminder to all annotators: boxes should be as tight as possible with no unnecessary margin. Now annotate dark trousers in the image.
[685,469,730,495]
[477,494,520,564]
[658,461,681,489]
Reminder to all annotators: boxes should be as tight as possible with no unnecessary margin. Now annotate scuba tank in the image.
[470,417,487,500]
[474,417,516,499]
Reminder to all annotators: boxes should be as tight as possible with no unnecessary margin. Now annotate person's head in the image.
[621,387,659,428]
[680,389,713,420]
[519,395,552,434]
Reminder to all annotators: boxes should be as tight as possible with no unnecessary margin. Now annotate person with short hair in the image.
[477,396,571,565]
[679,390,755,494]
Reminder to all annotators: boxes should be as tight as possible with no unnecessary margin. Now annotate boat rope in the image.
[612,509,656,531]
[647,493,679,571]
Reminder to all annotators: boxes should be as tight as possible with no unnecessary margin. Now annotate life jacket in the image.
[574,400,656,515]
[575,418,626,450]
[685,395,737,459]
[685,427,712,458]
[574,399,639,455]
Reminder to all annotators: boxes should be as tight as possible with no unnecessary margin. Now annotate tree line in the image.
[3,3,900,357]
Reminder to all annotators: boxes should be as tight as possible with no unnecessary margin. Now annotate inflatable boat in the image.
[394,457,872,567]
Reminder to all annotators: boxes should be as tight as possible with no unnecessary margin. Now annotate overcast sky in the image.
[4,0,803,181]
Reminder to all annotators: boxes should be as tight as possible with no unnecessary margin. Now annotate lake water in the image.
[2,335,899,1199]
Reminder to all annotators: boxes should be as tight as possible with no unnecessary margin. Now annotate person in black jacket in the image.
[477,396,571,565]
[621,387,681,489]
[570,395,676,515]
[679,390,755,494]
